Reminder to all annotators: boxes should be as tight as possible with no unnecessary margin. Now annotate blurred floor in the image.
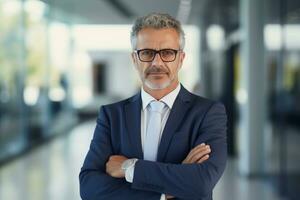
[214,160,282,200]
[0,121,283,200]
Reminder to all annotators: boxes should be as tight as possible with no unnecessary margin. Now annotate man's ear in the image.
[131,52,137,67]
[178,51,185,69]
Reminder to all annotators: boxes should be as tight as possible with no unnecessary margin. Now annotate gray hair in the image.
[130,12,185,50]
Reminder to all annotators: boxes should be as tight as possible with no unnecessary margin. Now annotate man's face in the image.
[132,28,185,90]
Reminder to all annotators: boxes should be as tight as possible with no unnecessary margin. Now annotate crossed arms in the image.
[79,102,227,200]
[106,143,211,199]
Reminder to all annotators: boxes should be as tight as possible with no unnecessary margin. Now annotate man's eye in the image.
[162,50,174,56]
[142,50,154,56]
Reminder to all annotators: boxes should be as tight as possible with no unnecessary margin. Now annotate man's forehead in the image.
[136,28,180,43]
[136,40,180,50]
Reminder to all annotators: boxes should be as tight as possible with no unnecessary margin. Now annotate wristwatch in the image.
[121,158,138,172]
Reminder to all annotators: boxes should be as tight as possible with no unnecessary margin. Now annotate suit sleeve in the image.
[79,106,161,200]
[131,102,227,199]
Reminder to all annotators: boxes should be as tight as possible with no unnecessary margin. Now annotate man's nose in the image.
[152,53,164,65]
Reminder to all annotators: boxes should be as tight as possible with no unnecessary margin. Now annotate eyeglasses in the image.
[134,48,181,62]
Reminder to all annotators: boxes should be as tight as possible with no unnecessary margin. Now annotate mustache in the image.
[145,66,169,74]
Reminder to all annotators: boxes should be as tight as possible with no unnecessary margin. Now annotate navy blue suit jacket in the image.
[79,86,227,200]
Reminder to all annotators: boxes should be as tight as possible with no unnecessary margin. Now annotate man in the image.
[79,13,227,200]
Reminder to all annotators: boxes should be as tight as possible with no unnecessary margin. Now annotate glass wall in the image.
[197,0,300,199]
[0,0,77,164]
[0,0,25,162]
[24,0,49,139]
[265,0,300,199]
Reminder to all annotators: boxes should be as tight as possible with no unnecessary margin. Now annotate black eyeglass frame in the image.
[134,48,182,62]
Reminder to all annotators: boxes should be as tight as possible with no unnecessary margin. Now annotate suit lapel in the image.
[157,86,193,162]
[124,93,144,159]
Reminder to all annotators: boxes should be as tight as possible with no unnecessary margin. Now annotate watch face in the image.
[121,159,132,170]
[121,159,136,170]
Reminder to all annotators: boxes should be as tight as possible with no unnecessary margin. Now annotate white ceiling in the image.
[43,0,204,25]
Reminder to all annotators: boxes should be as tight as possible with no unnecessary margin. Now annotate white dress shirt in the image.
[124,84,181,200]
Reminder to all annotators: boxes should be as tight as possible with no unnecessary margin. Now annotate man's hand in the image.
[166,194,176,199]
[106,155,128,178]
[182,143,211,164]
[166,144,211,199]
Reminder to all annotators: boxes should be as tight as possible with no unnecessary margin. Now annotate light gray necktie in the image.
[143,101,165,161]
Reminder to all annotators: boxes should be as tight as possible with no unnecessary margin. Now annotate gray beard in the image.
[143,76,174,90]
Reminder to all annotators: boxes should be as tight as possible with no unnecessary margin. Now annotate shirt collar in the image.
[141,84,181,110]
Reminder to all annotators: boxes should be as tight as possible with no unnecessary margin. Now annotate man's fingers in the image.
[188,144,210,160]
[105,155,128,178]
[197,154,209,163]
[188,146,211,163]
[109,155,123,160]
[185,143,207,161]
[188,143,206,156]
[183,144,211,164]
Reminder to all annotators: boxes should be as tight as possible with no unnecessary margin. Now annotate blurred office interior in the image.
[0,0,299,199]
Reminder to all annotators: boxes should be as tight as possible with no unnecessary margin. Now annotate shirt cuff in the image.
[124,160,166,199]
[160,194,166,200]
[124,159,138,183]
